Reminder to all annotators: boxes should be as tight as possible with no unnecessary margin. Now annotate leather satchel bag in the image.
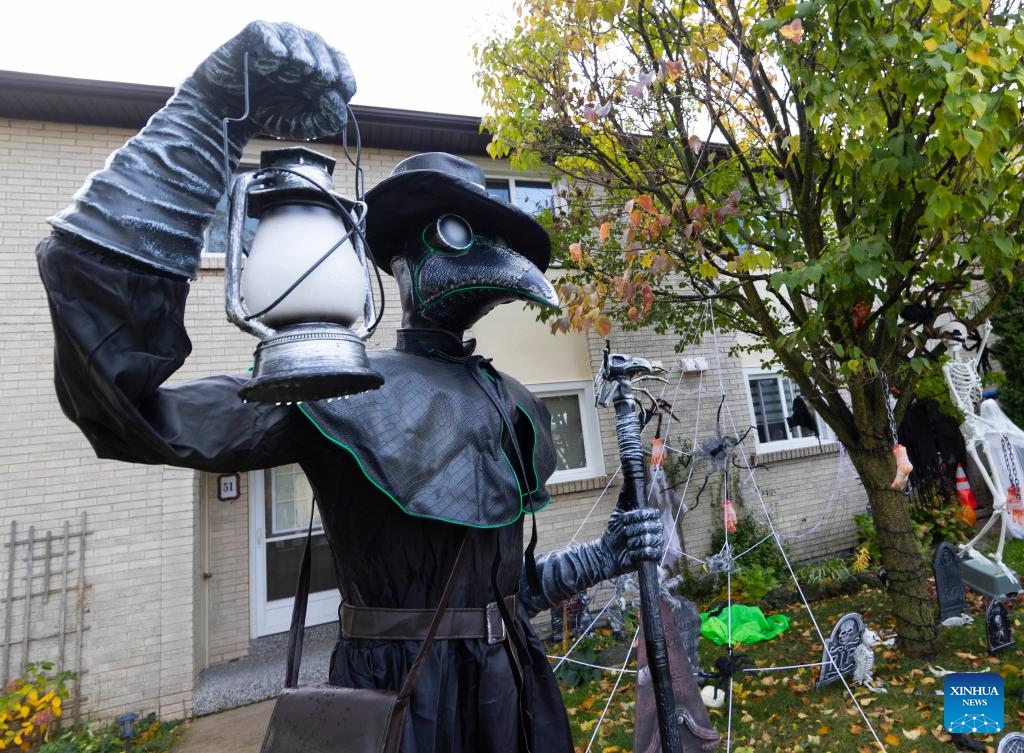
[260,525,472,753]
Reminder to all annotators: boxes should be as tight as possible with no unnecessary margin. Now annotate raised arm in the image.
[36,21,356,471]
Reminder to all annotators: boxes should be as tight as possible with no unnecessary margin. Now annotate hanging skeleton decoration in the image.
[941,316,1023,590]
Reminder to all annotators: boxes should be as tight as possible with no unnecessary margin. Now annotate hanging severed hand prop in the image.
[50,21,356,279]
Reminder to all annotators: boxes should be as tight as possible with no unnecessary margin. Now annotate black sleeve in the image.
[36,232,320,472]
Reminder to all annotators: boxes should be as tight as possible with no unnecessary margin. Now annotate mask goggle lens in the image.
[425,214,473,252]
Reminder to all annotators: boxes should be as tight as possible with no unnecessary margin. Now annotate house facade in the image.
[0,71,864,722]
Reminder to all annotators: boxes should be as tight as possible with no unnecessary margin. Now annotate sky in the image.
[0,0,518,116]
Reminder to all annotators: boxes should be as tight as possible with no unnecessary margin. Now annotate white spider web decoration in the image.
[544,301,897,753]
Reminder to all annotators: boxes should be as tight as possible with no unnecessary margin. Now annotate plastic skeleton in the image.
[851,628,892,694]
[942,319,1020,580]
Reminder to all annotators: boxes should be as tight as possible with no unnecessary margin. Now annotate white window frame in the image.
[485,175,557,217]
[529,380,605,484]
[248,466,339,638]
[743,369,834,452]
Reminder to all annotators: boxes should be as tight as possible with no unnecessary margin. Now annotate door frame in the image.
[248,469,341,637]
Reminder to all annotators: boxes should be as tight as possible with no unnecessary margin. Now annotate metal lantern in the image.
[225,147,383,403]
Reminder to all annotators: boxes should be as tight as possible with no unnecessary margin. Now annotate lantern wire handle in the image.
[338,101,388,335]
[217,56,387,338]
[220,52,252,186]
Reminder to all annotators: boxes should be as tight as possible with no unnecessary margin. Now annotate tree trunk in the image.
[848,447,939,656]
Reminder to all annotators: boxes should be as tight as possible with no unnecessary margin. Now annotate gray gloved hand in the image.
[601,507,666,574]
[50,21,355,279]
[192,20,356,141]
[519,506,665,616]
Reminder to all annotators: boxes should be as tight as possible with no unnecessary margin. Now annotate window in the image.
[530,380,604,484]
[486,178,554,217]
[261,464,337,601]
[744,370,833,450]
[203,170,259,256]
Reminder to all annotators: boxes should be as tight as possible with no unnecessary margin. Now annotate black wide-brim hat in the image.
[363,152,552,274]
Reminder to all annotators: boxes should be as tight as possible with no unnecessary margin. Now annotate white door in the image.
[250,464,341,637]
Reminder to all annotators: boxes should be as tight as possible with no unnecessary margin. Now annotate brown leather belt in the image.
[340,595,516,645]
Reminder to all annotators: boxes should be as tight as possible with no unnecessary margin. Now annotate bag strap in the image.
[284,506,317,689]
[284,513,474,695]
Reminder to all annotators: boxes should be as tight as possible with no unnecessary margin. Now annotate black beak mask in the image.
[364,153,560,334]
[391,214,558,332]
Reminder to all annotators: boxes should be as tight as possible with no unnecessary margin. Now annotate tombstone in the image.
[986,599,1015,655]
[549,592,590,639]
[934,542,968,622]
[667,593,703,676]
[998,731,1024,753]
[816,612,864,688]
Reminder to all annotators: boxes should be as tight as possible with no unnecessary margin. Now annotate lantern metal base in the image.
[240,323,384,404]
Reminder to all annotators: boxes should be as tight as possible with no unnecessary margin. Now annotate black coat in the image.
[37,232,574,753]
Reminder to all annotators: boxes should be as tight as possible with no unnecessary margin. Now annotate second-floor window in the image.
[486,178,554,217]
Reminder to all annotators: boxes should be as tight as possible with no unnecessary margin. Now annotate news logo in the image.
[944,673,1004,735]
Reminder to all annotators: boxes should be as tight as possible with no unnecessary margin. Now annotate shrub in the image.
[0,662,74,752]
[36,713,183,753]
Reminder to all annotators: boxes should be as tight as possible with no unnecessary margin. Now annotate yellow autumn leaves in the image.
[0,664,71,752]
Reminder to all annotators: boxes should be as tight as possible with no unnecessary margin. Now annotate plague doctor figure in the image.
[35,21,664,753]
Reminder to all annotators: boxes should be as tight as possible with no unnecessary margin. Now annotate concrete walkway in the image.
[175,622,337,752]
[176,700,275,753]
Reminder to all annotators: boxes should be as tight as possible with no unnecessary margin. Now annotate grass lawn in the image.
[551,538,1024,753]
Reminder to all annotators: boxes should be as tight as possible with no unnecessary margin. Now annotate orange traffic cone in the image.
[954,464,977,509]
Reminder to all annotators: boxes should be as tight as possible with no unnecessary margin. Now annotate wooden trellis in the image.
[1,512,89,721]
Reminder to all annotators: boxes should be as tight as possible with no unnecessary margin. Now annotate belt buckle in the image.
[486,601,506,645]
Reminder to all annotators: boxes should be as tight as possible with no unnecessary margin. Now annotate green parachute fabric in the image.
[699,604,791,645]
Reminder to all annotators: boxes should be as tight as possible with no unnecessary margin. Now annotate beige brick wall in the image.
[1,118,202,720]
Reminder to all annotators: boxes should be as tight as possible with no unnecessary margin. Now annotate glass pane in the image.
[265,534,337,601]
[485,180,511,203]
[265,465,321,537]
[205,189,258,255]
[781,379,810,438]
[514,181,553,216]
[749,377,788,443]
[542,394,586,471]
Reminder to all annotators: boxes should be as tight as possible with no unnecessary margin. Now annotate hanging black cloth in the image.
[897,398,967,495]
[787,396,818,437]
